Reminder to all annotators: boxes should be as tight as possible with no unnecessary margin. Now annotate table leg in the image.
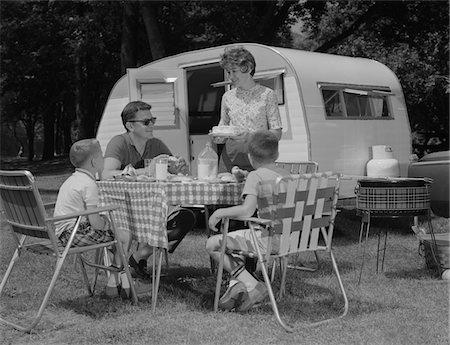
[151,247,164,312]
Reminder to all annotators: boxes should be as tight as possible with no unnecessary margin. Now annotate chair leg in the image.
[258,252,294,332]
[0,254,68,333]
[307,250,348,327]
[108,212,138,305]
[279,257,288,300]
[214,218,229,312]
[0,247,22,295]
[248,226,294,332]
[77,254,93,296]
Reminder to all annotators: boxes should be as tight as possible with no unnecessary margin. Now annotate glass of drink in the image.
[144,159,153,176]
[155,157,168,180]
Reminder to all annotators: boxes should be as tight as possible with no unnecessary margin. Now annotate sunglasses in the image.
[128,118,157,126]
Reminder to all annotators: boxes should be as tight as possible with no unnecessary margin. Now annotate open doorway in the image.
[185,63,225,175]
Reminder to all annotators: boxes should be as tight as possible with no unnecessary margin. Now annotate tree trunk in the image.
[139,1,166,60]
[121,1,139,74]
[42,104,56,159]
[22,117,35,161]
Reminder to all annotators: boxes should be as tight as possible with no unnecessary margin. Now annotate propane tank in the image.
[366,145,400,177]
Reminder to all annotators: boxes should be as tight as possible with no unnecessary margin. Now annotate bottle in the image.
[197,142,218,180]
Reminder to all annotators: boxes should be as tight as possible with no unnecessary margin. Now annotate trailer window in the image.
[140,83,177,127]
[320,84,393,119]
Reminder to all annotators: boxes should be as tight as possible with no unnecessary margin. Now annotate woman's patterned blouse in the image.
[219,84,282,132]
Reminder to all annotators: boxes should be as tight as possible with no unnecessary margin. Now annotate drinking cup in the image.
[144,159,153,176]
[155,157,168,180]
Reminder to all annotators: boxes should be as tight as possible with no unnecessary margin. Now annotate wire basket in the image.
[355,178,432,216]
[420,233,450,270]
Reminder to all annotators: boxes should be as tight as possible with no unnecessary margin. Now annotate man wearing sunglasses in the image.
[103,101,195,279]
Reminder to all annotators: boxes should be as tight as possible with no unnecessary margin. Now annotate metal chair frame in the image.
[0,170,137,333]
[213,172,348,332]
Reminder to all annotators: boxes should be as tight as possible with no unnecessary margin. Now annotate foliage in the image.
[0,0,448,159]
[297,0,449,156]
[0,0,122,158]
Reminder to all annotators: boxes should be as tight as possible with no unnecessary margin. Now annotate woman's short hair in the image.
[121,101,152,130]
[69,139,101,168]
[220,46,256,76]
[248,130,279,163]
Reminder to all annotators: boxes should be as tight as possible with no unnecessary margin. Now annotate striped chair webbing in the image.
[0,172,50,239]
[256,173,339,256]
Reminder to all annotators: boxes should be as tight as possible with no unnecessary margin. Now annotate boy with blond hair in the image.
[206,130,289,312]
[54,139,150,298]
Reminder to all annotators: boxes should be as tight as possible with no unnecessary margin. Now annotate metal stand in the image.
[357,209,440,284]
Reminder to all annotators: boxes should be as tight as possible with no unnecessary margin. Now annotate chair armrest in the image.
[225,216,272,227]
[46,205,119,222]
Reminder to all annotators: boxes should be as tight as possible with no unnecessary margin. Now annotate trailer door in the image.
[127,68,190,166]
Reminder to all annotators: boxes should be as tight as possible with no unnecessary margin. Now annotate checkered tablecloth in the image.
[98,180,243,249]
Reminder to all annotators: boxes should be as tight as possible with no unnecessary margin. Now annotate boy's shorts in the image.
[59,220,114,247]
[225,229,267,254]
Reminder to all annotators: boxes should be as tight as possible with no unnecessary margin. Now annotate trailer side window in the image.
[140,83,177,127]
[320,84,393,119]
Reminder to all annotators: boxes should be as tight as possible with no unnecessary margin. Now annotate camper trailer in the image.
[96,43,412,197]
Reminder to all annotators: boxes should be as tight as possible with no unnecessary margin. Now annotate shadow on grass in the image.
[57,294,135,319]
[384,267,438,280]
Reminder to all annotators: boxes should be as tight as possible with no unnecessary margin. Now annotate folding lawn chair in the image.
[275,161,320,272]
[213,172,348,332]
[0,170,137,333]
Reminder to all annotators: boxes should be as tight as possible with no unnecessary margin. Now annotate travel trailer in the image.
[96,43,412,197]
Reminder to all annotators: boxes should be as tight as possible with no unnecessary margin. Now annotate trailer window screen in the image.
[140,83,177,127]
[320,84,393,119]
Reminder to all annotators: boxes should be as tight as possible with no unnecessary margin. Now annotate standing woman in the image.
[213,46,282,173]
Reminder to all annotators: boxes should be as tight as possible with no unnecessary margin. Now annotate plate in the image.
[168,175,193,182]
[211,132,240,138]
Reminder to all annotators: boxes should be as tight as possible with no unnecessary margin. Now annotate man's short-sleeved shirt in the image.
[104,133,172,169]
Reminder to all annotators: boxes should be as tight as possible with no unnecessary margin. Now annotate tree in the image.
[296,0,449,156]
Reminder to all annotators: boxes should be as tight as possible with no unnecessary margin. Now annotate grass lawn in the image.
[0,162,449,344]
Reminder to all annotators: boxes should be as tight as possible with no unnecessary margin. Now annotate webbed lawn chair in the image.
[275,161,320,272]
[0,170,137,333]
[213,172,348,332]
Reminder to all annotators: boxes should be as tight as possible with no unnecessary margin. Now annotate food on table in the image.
[218,172,236,182]
[168,155,189,175]
[211,125,242,137]
[136,175,156,182]
[152,154,189,176]
[231,166,248,182]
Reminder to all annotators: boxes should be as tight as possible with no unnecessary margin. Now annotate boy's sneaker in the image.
[119,272,152,299]
[129,256,151,279]
[218,281,248,311]
[236,282,268,312]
